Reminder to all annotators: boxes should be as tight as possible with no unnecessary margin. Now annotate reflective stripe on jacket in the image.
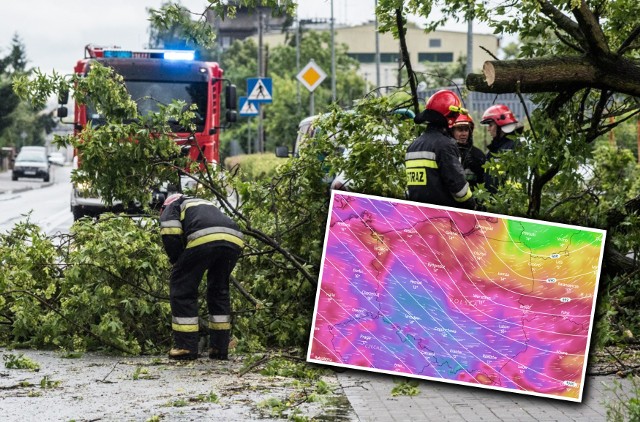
[406,126,474,209]
[160,197,243,264]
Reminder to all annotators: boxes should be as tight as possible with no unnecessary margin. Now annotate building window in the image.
[347,53,375,63]
[418,52,454,63]
[348,53,400,63]
[380,53,400,63]
[429,38,442,48]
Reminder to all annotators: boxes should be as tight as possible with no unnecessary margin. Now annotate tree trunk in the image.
[604,245,637,277]
[466,56,640,97]
[395,9,419,114]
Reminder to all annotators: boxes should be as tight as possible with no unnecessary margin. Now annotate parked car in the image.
[48,152,66,166]
[12,149,51,182]
[20,146,48,155]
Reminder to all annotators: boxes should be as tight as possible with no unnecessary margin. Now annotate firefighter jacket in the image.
[160,196,244,264]
[405,126,475,209]
[458,137,486,189]
[484,133,517,194]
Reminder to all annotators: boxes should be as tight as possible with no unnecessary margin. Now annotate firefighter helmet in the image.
[414,89,466,126]
[450,113,474,131]
[162,193,183,210]
[480,104,518,133]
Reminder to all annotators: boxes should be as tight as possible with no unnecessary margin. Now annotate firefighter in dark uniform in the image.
[450,113,486,189]
[480,104,520,193]
[160,194,243,360]
[406,89,476,210]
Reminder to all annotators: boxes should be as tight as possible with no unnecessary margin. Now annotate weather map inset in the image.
[307,191,606,402]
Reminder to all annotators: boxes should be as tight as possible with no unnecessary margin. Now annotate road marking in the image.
[0,193,21,202]
[43,208,73,235]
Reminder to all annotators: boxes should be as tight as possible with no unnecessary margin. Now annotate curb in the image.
[0,181,55,196]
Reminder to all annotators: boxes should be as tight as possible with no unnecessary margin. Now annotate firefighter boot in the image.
[168,348,198,361]
[209,329,230,360]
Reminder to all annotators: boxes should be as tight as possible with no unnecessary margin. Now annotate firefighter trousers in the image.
[169,243,241,354]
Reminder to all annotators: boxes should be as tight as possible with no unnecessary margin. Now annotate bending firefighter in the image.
[406,89,476,210]
[160,194,244,360]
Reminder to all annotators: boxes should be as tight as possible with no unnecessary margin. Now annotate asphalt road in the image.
[0,165,73,235]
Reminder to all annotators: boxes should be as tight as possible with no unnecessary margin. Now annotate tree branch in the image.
[571,0,610,56]
[395,8,419,114]
[480,45,498,61]
[180,169,318,287]
[618,25,640,55]
[536,0,587,48]
[585,90,611,143]
[554,29,585,53]
[230,275,259,307]
[545,190,599,215]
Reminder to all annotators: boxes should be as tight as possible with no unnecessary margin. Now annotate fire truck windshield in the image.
[87,80,208,132]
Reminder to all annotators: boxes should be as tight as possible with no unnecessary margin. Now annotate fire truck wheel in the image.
[72,207,86,221]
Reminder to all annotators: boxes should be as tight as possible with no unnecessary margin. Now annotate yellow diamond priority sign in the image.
[297,59,327,92]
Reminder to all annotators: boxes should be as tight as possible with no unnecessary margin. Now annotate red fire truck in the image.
[59,44,236,220]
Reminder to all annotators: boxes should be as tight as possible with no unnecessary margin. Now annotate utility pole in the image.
[397,45,402,88]
[257,11,264,153]
[375,0,380,92]
[330,0,336,102]
[466,8,474,113]
[296,14,301,108]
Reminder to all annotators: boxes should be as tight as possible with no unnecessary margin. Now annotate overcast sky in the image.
[0,1,494,76]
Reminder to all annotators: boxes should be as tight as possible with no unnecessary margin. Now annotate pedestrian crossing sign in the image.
[238,96,259,116]
[247,77,273,103]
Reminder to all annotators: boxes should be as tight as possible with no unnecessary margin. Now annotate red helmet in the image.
[161,193,183,210]
[450,113,474,131]
[423,90,465,126]
[480,104,518,130]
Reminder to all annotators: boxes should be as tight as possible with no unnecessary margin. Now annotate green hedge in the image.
[224,153,283,181]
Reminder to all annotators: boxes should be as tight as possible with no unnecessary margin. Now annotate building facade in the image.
[258,22,500,89]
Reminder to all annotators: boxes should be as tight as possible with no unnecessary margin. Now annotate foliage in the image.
[39,375,61,389]
[219,30,366,154]
[372,0,640,350]
[7,0,640,360]
[605,375,640,422]
[257,397,289,418]
[258,357,325,380]
[224,152,282,181]
[0,216,172,354]
[0,35,55,150]
[227,95,415,350]
[390,378,421,396]
[148,2,217,50]
[193,391,220,403]
[2,353,40,371]
[418,54,467,88]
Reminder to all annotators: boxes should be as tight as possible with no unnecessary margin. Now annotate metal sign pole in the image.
[310,91,315,116]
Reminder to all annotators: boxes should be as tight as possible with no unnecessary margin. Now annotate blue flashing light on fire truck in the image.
[57,44,237,220]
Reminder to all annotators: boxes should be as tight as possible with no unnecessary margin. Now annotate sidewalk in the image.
[1,346,634,421]
[337,369,633,421]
